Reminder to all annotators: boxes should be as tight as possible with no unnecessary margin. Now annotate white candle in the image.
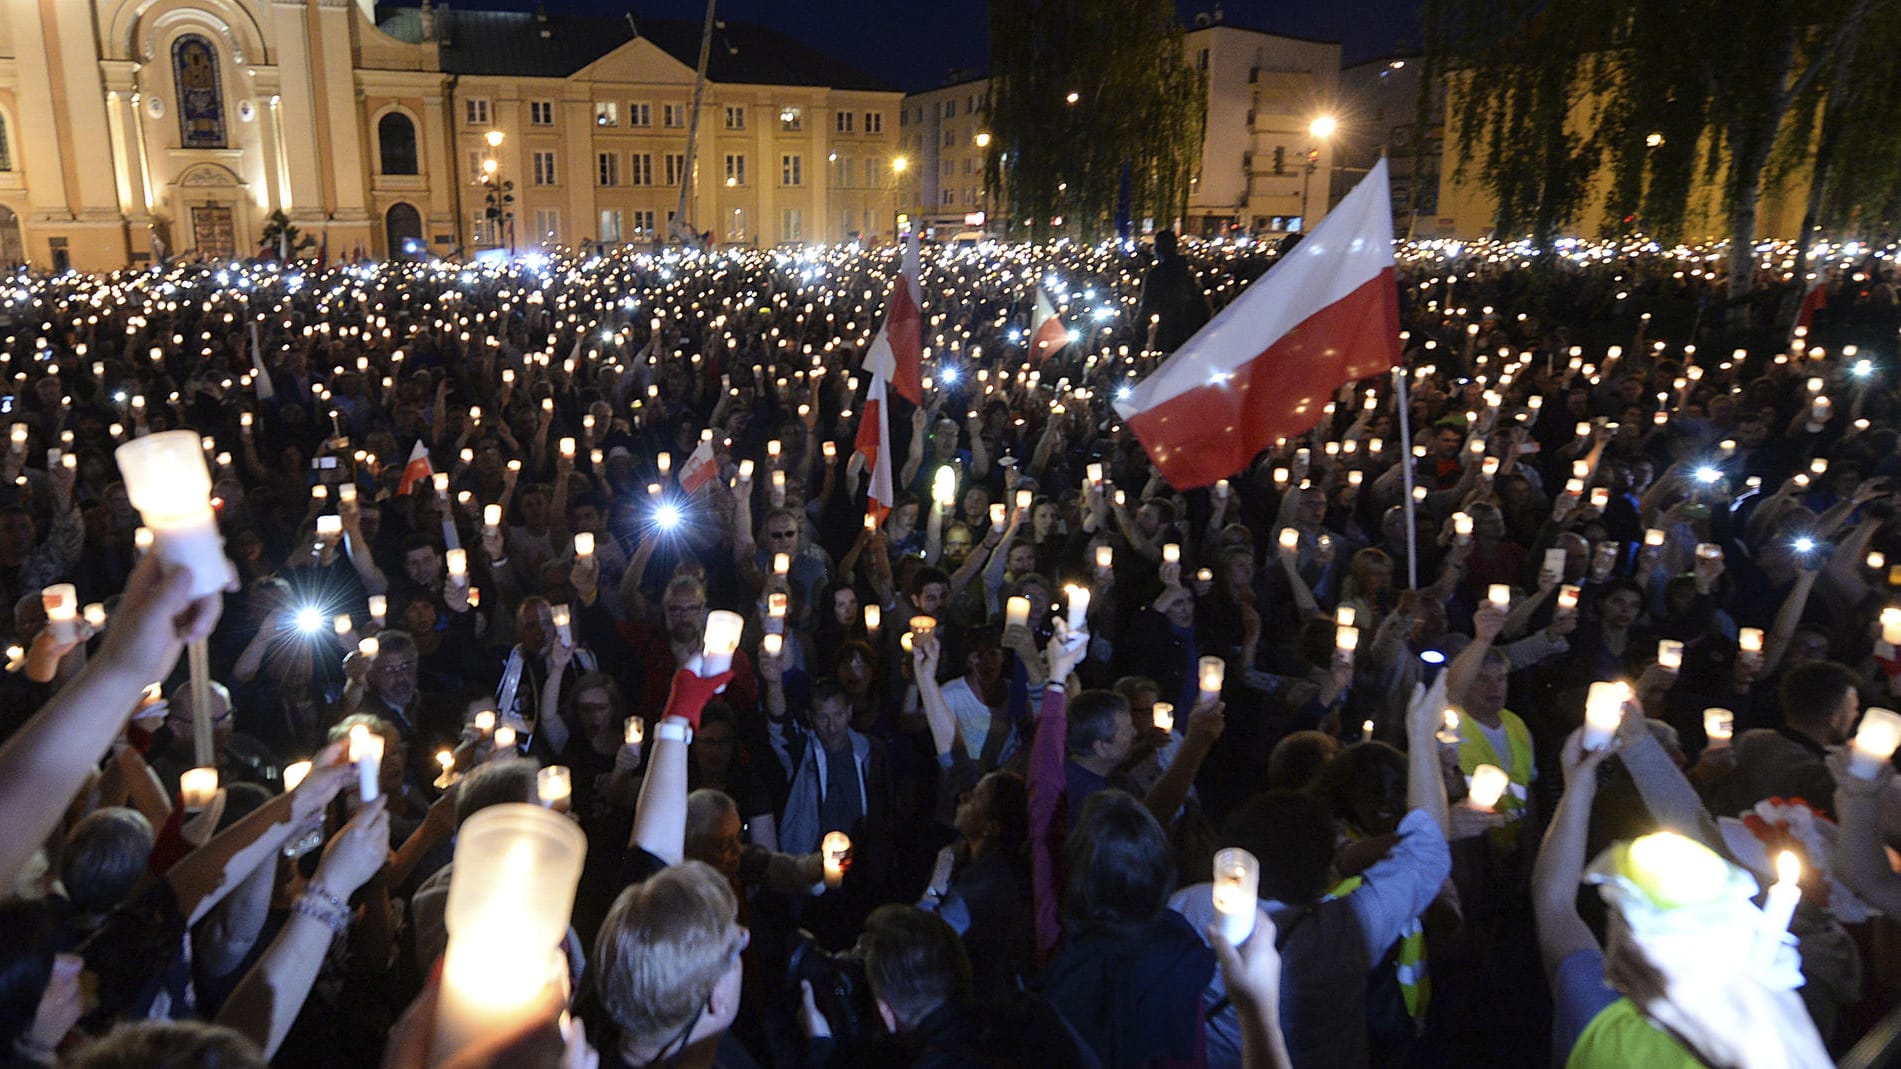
[333,613,354,637]
[83,603,106,629]
[1085,462,1104,486]
[700,610,745,677]
[114,431,229,596]
[474,710,495,736]
[1162,543,1180,564]
[1849,707,1901,779]
[41,583,77,643]
[1005,596,1031,630]
[1152,702,1174,732]
[1335,624,1359,663]
[822,831,851,889]
[1557,584,1581,611]
[1065,585,1090,632]
[773,552,791,576]
[761,632,784,658]
[658,452,672,477]
[1198,656,1225,701]
[1883,608,1901,646]
[1757,851,1802,967]
[181,766,219,811]
[932,466,957,508]
[368,595,387,628]
[432,804,587,1068]
[1437,707,1461,745]
[1211,848,1260,945]
[446,548,468,583]
[1583,681,1628,751]
[483,504,503,533]
[537,766,572,812]
[1453,512,1473,538]
[349,725,384,802]
[1487,584,1511,609]
[1279,527,1300,551]
[493,724,517,752]
[316,515,343,539]
[1589,487,1610,510]
[559,437,576,460]
[1467,764,1509,811]
[551,604,571,647]
[1657,639,1683,670]
[1738,627,1764,654]
[1336,605,1356,628]
[989,503,1007,527]
[435,750,458,790]
[624,717,644,746]
[1015,489,1033,512]
[1703,708,1734,749]
[770,469,787,506]
[358,636,380,660]
[863,604,880,635]
[432,472,450,497]
[574,531,595,558]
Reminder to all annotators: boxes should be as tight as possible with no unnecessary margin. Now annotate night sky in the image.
[451,0,1424,93]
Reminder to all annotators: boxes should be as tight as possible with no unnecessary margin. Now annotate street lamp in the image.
[1300,114,1337,231]
[974,132,991,148]
[893,156,909,173]
[1065,92,1080,105]
[485,129,505,149]
[479,129,514,254]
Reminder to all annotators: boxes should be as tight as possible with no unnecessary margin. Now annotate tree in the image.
[256,211,315,259]
[1429,0,1886,302]
[987,0,1204,242]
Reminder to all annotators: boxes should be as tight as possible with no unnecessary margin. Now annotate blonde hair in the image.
[593,860,742,1043]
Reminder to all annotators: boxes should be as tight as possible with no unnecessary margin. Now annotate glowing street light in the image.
[1309,115,1337,140]
[482,157,499,176]
[892,156,909,173]
[1065,91,1080,104]
[485,129,505,148]
[1645,132,1665,148]
[975,132,991,148]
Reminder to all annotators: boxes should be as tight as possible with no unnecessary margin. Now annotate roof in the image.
[374,5,897,90]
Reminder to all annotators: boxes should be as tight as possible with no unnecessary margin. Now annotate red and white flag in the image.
[1114,158,1401,489]
[397,440,434,496]
[855,360,895,519]
[1793,271,1827,341]
[678,439,719,496]
[1029,285,1068,362]
[866,231,924,406]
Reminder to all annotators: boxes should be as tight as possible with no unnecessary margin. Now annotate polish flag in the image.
[1029,285,1069,362]
[1793,272,1827,340]
[678,439,719,496]
[396,440,434,496]
[853,371,894,519]
[1114,158,1401,489]
[875,230,924,406]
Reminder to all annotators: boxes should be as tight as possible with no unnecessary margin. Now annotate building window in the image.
[942,189,955,206]
[630,153,653,185]
[472,212,497,246]
[724,154,746,186]
[533,151,558,185]
[595,101,618,127]
[781,154,802,186]
[530,101,555,126]
[465,98,490,126]
[781,208,802,242]
[632,209,656,237]
[533,209,559,243]
[665,153,687,186]
[835,111,854,134]
[597,152,619,186]
[629,103,651,127]
[172,35,227,148]
[723,105,745,130]
[833,155,852,187]
[1272,146,1285,176]
[941,159,953,177]
[864,112,883,134]
[943,100,956,118]
[0,113,11,171]
[599,209,623,243]
[664,103,685,128]
[865,158,878,185]
[943,128,956,148]
[779,106,803,131]
[378,112,419,175]
[1197,48,1209,70]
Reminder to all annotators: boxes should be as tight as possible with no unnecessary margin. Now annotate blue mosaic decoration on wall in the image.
[172,35,226,149]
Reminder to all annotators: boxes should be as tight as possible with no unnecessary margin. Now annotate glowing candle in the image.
[770,469,787,506]
[1644,528,1666,547]
[114,431,229,596]
[1198,656,1225,701]
[431,804,587,1068]
[368,595,387,628]
[446,548,468,583]
[1657,639,1683,670]
[932,466,957,508]
[700,610,744,677]
[1437,708,1461,745]
[1065,585,1090,631]
[1738,627,1763,654]
[537,766,572,812]
[493,724,517,752]
[180,767,219,811]
[1005,596,1031,630]
[1703,708,1733,749]
[624,717,644,746]
[83,603,106,629]
[863,604,880,635]
[474,710,496,736]
[349,724,384,803]
[1336,624,1359,664]
[1466,764,1509,811]
[822,831,851,889]
[1279,527,1300,551]
[1583,681,1628,751]
[1453,512,1473,538]
[1589,487,1610,510]
[910,615,938,637]
[761,632,784,658]
[334,613,354,637]
[552,605,571,646]
[657,452,672,477]
[1336,605,1356,628]
[1869,552,1887,571]
[989,503,1007,527]
[773,552,791,576]
[1162,543,1180,564]
[1487,584,1511,609]
[317,515,342,539]
[283,760,312,792]
[737,459,755,482]
[1152,702,1174,732]
[41,583,77,643]
[434,750,458,790]
[432,472,450,496]
[1849,707,1901,779]
[483,504,502,533]
[1884,608,1901,646]
[1757,851,1802,967]
[1211,848,1260,945]
[559,437,576,460]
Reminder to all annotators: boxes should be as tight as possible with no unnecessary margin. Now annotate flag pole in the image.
[1394,365,1418,590]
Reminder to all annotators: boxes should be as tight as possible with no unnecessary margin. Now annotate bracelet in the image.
[293,891,351,935]
[304,884,349,914]
[657,720,693,744]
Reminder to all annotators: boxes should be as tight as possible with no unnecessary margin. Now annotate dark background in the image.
[436,0,1423,92]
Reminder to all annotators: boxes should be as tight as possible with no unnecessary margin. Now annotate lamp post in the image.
[1300,115,1337,231]
[892,155,909,240]
[479,129,515,255]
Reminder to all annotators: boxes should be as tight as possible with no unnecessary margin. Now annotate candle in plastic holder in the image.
[1644,528,1666,548]
[1883,608,1901,646]
[114,431,231,596]
[432,472,450,497]
[551,605,571,647]
[1336,605,1356,628]
[1162,543,1180,564]
[1211,848,1260,945]
[434,751,459,791]
[333,614,354,639]
[1064,585,1090,632]
[493,724,518,753]
[1015,489,1033,513]
[1738,627,1764,655]
[41,583,77,644]
[773,552,791,576]
[1703,708,1734,749]
[83,603,106,629]
[1095,544,1114,571]
[431,804,586,1068]
[1452,512,1473,539]
[1557,584,1581,611]
[559,437,576,460]
[574,531,595,558]
[181,766,219,811]
[483,504,502,535]
[770,470,787,506]
[700,610,745,677]
[1198,656,1225,702]
[1152,702,1174,732]
[1466,764,1509,811]
[1657,639,1684,670]
[446,548,468,585]
[1849,707,1901,779]
[932,466,957,508]
[624,717,644,747]
[1589,487,1610,510]
[1335,624,1359,665]
[765,593,788,630]
[368,595,387,629]
[1278,527,1300,551]
[1005,596,1031,630]
[1487,584,1511,609]
[989,503,1007,527]
[1757,852,1802,968]
[1695,543,1723,562]
[761,632,784,658]
[863,604,880,636]
[537,766,572,812]
[822,831,851,889]
[349,725,384,803]
[1583,681,1628,751]
[1436,708,1461,746]
[474,710,496,736]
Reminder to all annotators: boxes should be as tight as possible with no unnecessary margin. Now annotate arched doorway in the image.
[385,203,423,259]
[0,205,21,267]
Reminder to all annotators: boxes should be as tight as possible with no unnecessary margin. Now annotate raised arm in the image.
[1443,601,1505,713]
[1829,752,1901,914]
[1531,729,1618,986]
[630,667,730,865]
[1614,676,1722,851]
[912,634,958,758]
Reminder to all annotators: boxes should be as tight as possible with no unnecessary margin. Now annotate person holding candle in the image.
[1703,661,1862,822]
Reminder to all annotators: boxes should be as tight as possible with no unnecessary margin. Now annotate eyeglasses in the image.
[767,530,798,540]
[373,660,419,676]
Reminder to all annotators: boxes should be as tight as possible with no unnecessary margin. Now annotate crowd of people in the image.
[0,229,1898,1069]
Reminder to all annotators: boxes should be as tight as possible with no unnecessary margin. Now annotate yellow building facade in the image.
[0,0,903,273]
